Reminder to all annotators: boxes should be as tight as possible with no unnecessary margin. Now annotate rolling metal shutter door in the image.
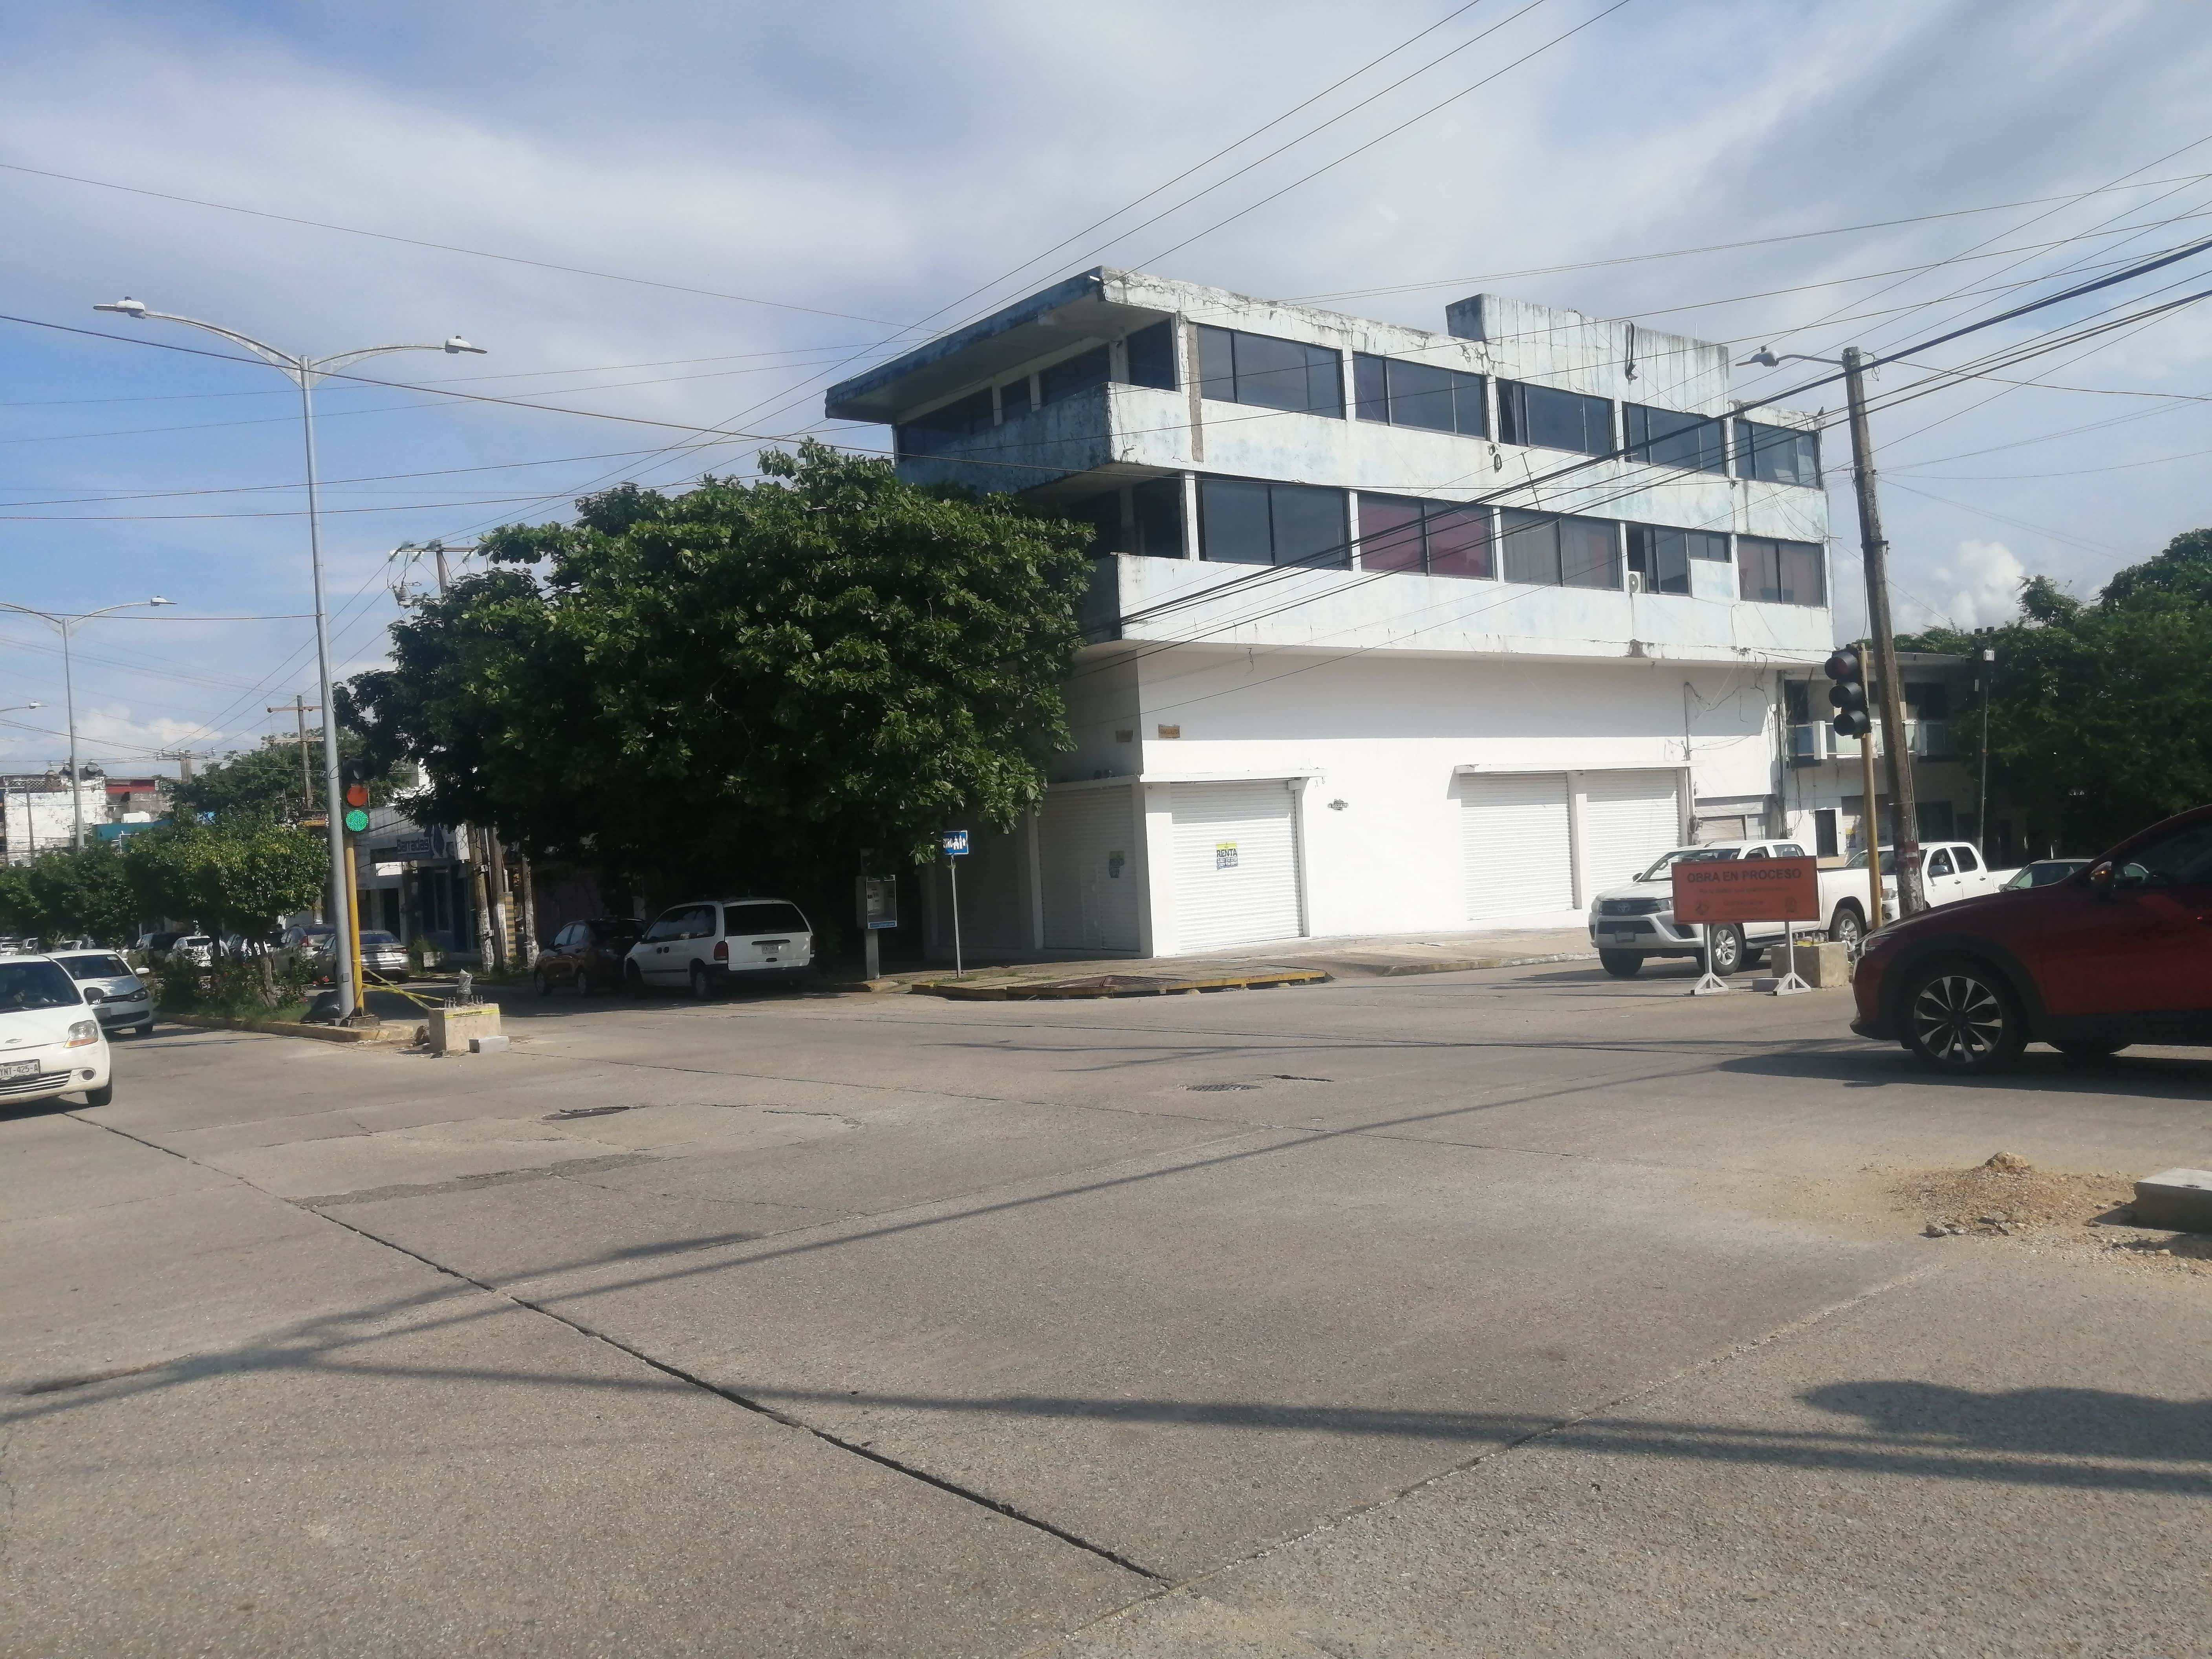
[1578,770,1683,895]
[1170,780,1302,952]
[1041,787,1141,951]
[1460,773,1573,920]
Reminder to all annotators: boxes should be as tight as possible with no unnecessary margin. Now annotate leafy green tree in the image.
[1903,528,2212,853]
[175,728,392,823]
[0,842,139,943]
[121,816,327,945]
[346,442,1095,909]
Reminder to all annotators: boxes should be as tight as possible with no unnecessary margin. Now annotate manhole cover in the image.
[1186,1083,1260,1092]
[546,1104,636,1120]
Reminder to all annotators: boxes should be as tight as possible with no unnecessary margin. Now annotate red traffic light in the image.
[1822,646,1862,682]
[343,782,370,808]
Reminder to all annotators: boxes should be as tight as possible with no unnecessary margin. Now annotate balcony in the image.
[1789,719,1961,764]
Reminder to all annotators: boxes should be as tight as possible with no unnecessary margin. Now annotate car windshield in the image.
[58,954,132,980]
[1635,847,1739,882]
[0,959,81,1011]
[1845,849,1899,875]
[360,932,401,945]
[2008,860,2083,889]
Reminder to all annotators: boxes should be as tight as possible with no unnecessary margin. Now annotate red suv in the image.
[1852,805,2212,1073]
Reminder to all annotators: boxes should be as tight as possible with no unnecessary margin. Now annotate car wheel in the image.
[689,963,714,1000]
[2053,1038,2129,1061]
[1706,924,1745,975]
[572,967,593,997]
[135,1022,153,1037]
[83,1082,114,1108]
[1904,961,2027,1074]
[1828,905,1865,950]
[533,969,552,998]
[1599,950,1644,979]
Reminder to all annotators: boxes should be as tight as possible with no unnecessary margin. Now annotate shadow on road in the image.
[1720,1043,2212,1099]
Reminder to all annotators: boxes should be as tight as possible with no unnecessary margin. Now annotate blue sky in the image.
[4,0,2209,777]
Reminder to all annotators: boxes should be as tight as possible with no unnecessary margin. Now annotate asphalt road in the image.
[6,960,2210,1656]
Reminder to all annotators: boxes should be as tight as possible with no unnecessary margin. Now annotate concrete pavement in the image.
[5,957,2209,1654]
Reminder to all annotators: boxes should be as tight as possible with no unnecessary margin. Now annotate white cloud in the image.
[1934,538,2028,627]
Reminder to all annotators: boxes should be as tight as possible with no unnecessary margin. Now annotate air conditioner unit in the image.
[1626,571,1645,594]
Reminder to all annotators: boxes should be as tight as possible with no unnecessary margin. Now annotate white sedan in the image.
[0,955,113,1109]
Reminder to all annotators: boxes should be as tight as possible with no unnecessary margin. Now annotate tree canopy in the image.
[345,442,1097,902]
[174,727,393,823]
[1902,526,2212,853]
[0,816,325,945]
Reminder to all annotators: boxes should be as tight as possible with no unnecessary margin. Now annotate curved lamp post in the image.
[0,600,173,851]
[94,299,485,1018]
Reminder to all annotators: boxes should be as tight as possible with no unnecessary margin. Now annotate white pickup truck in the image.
[1586,839,2015,978]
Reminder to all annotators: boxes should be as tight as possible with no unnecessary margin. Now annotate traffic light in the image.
[1825,646,1871,740]
[339,757,372,833]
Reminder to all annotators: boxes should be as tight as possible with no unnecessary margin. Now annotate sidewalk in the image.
[868,925,1595,993]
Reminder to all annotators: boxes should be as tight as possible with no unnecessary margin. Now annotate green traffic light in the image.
[343,807,370,832]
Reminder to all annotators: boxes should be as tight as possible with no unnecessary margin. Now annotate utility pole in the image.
[269,698,320,812]
[1978,643,1996,856]
[1841,346,1924,915]
[1858,639,1884,929]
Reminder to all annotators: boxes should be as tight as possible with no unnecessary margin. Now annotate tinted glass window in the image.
[1928,849,1955,877]
[1625,525,1692,594]
[642,907,696,943]
[897,388,994,457]
[999,377,1032,419]
[725,902,809,935]
[0,960,80,1011]
[1776,844,1806,857]
[1499,511,1621,589]
[2118,820,2212,886]
[1199,478,1348,567]
[1122,321,1177,390]
[1351,353,1486,436]
[59,954,131,980]
[1736,420,1821,486]
[1194,325,1342,417]
[590,921,640,944]
[1955,846,1980,871]
[1498,381,1612,455]
[1357,494,1492,579]
[1131,477,1185,557]
[1040,346,1110,406]
[1625,404,1728,473]
[1737,537,1826,606]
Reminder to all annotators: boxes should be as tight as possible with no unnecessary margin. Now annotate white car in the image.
[0,955,114,1108]
[47,949,155,1037]
[624,898,815,997]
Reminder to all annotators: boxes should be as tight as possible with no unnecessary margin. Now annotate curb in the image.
[1377,950,1600,976]
[911,968,1331,1002]
[165,1013,410,1045]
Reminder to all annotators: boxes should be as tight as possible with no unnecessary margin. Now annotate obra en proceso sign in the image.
[1670,856,1821,925]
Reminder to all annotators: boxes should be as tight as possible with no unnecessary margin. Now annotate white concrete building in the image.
[2,773,108,865]
[826,269,1836,958]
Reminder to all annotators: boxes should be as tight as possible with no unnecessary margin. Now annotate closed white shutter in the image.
[1041,786,1140,951]
[1459,773,1573,920]
[1578,770,1682,895]
[1170,780,1302,952]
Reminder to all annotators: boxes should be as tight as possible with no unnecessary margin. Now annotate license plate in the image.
[2,1059,38,1079]
[1606,930,1640,945]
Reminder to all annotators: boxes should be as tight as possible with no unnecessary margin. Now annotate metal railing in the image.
[1791,719,1959,763]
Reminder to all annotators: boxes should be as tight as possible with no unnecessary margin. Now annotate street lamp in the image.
[94,298,485,1020]
[0,600,173,851]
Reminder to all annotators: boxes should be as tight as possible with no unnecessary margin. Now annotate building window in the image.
[1132,476,1185,557]
[1199,477,1349,566]
[999,376,1032,421]
[1195,324,1344,417]
[896,388,994,457]
[1498,509,1621,589]
[1736,535,1826,606]
[1624,524,1728,594]
[1735,419,1821,486]
[1352,354,1486,437]
[1041,345,1111,407]
[1064,489,1122,556]
[1123,321,1177,391]
[1357,493,1493,578]
[1624,403,1728,474]
[1496,381,1613,456]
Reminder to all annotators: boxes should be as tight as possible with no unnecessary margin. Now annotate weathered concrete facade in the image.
[830,269,1836,954]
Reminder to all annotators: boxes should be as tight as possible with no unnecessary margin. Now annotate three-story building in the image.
[826,268,1833,958]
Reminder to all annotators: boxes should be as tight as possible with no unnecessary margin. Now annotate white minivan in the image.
[0,955,114,1108]
[624,899,814,997]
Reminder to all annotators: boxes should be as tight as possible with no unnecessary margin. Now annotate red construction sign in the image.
[1671,855,1820,925]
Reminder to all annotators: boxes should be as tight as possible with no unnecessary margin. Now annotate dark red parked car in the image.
[1852,804,2212,1073]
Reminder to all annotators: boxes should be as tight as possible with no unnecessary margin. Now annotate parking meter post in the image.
[949,857,963,979]
[857,871,881,981]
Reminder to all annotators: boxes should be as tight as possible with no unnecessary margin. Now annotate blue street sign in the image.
[941,829,969,857]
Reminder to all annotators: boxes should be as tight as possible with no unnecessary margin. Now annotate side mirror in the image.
[2087,861,2117,899]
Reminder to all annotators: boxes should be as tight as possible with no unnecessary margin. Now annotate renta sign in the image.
[1671,856,1820,925]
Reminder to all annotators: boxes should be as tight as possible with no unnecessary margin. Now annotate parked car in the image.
[137,930,185,960]
[276,923,339,983]
[533,918,643,996]
[48,949,155,1036]
[357,930,410,980]
[173,935,216,968]
[1845,840,2014,924]
[2003,857,2090,891]
[0,955,112,1108]
[624,899,813,997]
[1851,805,2212,1073]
